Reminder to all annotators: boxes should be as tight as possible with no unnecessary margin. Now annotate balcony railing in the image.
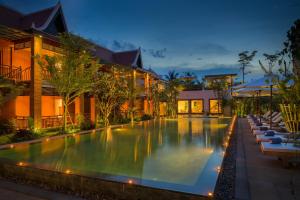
[15,113,92,129]
[0,65,30,81]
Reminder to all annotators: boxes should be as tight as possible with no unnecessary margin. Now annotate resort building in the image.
[177,73,236,116]
[177,90,220,115]
[204,73,237,89]
[0,3,162,129]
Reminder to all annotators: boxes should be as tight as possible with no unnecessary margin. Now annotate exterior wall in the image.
[16,96,30,116]
[177,90,231,115]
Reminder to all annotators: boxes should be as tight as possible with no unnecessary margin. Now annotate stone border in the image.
[0,161,208,200]
[214,116,237,200]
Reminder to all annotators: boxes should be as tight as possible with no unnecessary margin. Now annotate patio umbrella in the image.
[243,75,279,129]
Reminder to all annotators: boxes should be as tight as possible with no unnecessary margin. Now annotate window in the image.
[191,100,203,113]
[209,99,222,114]
[178,100,189,113]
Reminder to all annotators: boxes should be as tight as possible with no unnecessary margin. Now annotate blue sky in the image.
[1,0,300,82]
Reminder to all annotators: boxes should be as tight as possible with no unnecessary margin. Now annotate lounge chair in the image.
[256,134,290,143]
[261,142,300,166]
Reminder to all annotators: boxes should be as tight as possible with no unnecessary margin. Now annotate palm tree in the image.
[164,70,182,118]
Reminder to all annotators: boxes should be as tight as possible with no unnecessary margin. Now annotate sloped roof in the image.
[0,3,66,32]
[20,6,55,30]
[113,49,140,67]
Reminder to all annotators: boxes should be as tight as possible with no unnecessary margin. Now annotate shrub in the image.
[0,118,16,135]
[10,129,37,142]
[80,119,95,130]
[141,114,153,121]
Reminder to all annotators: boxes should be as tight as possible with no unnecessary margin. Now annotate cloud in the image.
[196,57,202,60]
[194,43,231,55]
[111,40,137,51]
[148,48,167,58]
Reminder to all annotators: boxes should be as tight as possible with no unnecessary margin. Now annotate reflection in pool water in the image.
[0,117,231,195]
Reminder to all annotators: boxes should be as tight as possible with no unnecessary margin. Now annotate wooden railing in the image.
[0,65,31,81]
[15,113,92,129]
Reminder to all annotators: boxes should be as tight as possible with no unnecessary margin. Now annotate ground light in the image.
[65,169,71,174]
[208,192,213,197]
[10,144,14,149]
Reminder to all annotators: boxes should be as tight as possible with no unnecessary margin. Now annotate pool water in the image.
[0,117,231,195]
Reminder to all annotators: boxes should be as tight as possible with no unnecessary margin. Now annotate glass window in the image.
[191,100,203,113]
[178,100,189,113]
[209,99,222,114]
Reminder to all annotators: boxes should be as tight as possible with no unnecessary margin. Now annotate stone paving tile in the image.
[235,118,300,200]
[0,178,85,200]
[0,188,45,200]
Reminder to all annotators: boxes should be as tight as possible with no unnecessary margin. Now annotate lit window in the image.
[178,100,189,113]
[209,99,222,114]
[191,100,203,113]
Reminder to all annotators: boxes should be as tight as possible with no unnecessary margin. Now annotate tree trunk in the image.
[63,102,67,133]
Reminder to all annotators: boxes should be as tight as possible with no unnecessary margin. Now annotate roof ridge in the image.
[113,49,139,54]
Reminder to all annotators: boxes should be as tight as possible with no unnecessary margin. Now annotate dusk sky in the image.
[1,0,300,82]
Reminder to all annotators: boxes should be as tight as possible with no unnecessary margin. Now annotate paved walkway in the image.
[235,118,300,200]
[0,178,85,200]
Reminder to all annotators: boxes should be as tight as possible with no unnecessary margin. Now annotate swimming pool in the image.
[0,117,231,196]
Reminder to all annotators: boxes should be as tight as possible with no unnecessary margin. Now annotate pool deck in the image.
[0,178,84,200]
[235,118,300,200]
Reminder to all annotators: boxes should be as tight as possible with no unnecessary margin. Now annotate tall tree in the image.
[38,33,100,132]
[164,70,182,118]
[238,50,257,83]
[282,19,300,76]
[259,53,280,76]
[92,69,129,127]
[180,72,203,90]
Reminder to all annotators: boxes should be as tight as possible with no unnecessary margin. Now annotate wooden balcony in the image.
[0,65,30,82]
[0,65,53,82]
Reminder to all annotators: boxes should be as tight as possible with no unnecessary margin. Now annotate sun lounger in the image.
[261,142,300,166]
[256,134,289,143]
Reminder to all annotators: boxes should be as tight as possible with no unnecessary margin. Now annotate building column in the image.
[30,36,42,129]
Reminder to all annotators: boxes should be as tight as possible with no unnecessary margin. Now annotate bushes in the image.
[141,114,153,121]
[10,129,38,142]
[0,118,16,135]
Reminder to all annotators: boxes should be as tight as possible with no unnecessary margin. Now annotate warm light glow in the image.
[216,166,221,173]
[72,133,76,137]
[65,169,71,174]
[10,144,14,149]
[223,142,228,147]
[46,138,50,142]
[18,162,24,166]
[128,179,133,184]
[178,100,189,113]
[191,100,203,113]
[209,99,222,114]
[208,192,213,197]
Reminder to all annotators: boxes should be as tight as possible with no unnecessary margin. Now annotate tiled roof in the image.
[20,6,55,30]
[113,50,139,66]
[0,4,56,30]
